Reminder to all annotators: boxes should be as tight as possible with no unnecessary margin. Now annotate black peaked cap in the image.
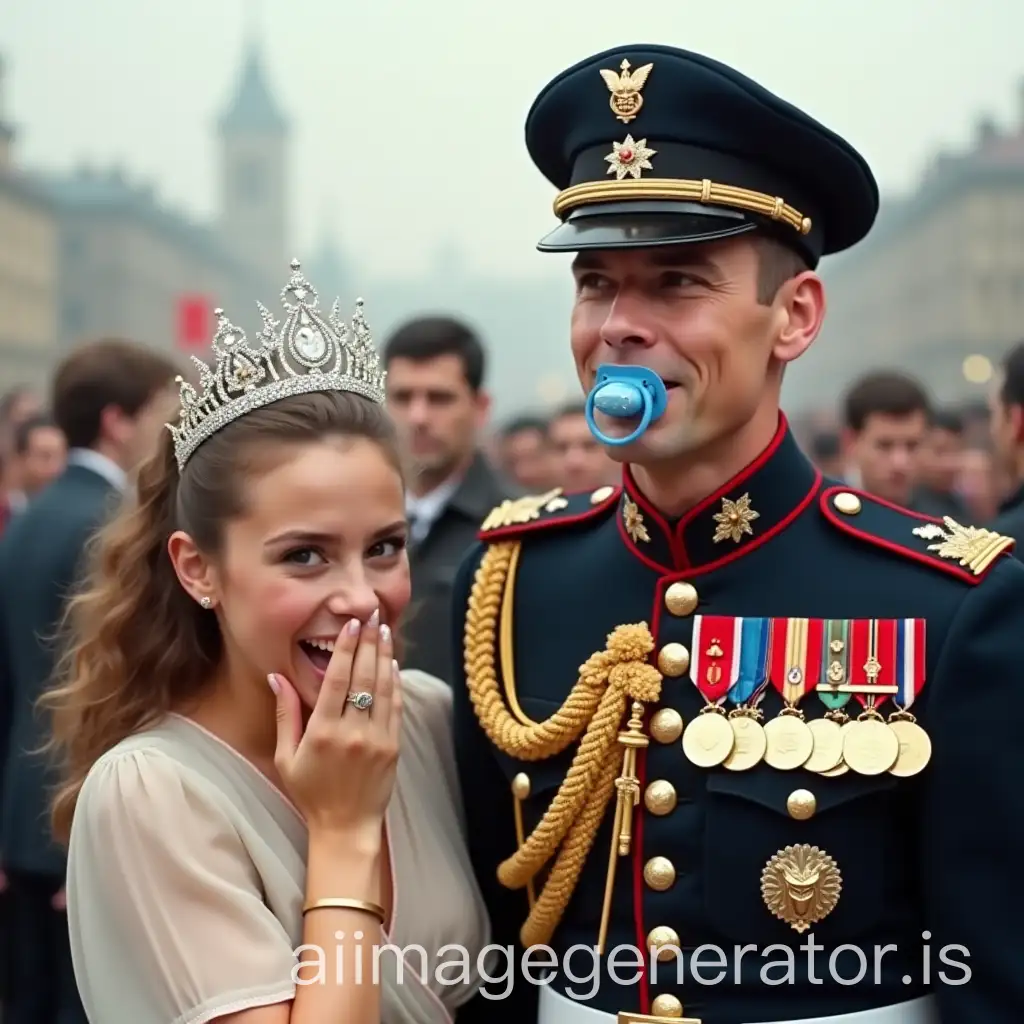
[524,44,879,266]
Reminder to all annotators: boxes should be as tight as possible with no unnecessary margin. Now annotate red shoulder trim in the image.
[820,485,1014,585]
[477,484,622,542]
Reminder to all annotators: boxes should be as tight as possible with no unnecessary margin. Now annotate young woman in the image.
[43,268,492,1023]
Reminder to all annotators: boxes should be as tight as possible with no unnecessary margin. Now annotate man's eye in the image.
[577,273,609,292]
[661,271,703,288]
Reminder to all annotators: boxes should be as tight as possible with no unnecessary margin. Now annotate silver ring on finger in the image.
[346,691,374,712]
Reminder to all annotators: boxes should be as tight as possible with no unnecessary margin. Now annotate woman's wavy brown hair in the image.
[41,390,401,845]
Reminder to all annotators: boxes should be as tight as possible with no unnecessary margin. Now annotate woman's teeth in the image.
[304,638,335,653]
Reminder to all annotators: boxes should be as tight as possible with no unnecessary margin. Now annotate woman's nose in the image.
[326,585,379,625]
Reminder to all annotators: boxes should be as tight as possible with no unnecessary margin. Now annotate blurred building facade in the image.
[0,41,289,386]
[39,169,255,357]
[0,56,59,388]
[786,82,1024,413]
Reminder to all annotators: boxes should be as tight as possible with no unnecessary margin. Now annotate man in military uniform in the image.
[450,43,1024,1024]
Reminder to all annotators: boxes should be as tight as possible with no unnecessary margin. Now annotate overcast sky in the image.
[3,0,1021,285]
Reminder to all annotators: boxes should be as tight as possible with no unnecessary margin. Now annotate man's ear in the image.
[473,388,492,432]
[839,426,859,464]
[771,271,826,366]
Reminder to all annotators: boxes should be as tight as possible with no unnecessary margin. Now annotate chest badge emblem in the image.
[761,844,842,933]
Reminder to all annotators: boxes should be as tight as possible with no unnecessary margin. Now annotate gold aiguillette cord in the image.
[598,701,647,954]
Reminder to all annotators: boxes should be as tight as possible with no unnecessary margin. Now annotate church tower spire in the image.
[0,54,15,169]
[217,30,289,288]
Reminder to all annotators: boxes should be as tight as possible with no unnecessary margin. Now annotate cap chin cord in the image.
[584,365,668,447]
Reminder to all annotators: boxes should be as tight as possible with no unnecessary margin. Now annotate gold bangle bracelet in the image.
[302,898,386,923]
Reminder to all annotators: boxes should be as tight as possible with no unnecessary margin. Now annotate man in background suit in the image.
[0,338,178,1024]
[0,387,43,537]
[383,316,518,684]
[989,339,1024,552]
[8,413,67,503]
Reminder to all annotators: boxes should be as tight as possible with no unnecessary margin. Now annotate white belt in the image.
[538,985,938,1024]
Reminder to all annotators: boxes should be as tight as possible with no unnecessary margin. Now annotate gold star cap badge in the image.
[605,135,656,180]
[712,493,760,544]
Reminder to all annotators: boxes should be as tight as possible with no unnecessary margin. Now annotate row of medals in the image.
[678,704,932,777]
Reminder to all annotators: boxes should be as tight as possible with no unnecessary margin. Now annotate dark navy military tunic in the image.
[450,417,1024,1024]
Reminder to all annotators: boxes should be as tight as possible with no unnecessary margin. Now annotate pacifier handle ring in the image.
[585,383,654,448]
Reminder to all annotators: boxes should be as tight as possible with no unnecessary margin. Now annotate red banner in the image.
[177,296,211,350]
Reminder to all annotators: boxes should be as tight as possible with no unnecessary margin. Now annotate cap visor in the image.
[537,202,759,252]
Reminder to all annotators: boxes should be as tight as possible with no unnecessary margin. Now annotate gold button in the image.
[511,773,531,800]
[644,780,677,815]
[650,994,684,1018]
[657,643,690,677]
[787,788,817,820]
[664,582,698,616]
[649,708,684,744]
[646,925,681,962]
[590,485,615,504]
[833,492,861,515]
[644,856,676,892]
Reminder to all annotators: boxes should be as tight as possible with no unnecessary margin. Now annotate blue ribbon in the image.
[730,617,770,705]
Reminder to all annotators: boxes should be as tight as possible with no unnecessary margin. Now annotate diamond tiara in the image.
[167,259,387,472]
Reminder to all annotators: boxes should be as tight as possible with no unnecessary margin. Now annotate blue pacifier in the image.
[584,364,669,447]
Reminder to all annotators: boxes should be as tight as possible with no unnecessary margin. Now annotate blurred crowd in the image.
[787,364,1019,530]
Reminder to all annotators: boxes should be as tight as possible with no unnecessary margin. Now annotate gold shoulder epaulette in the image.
[477,484,621,541]
[820,485,1014,584]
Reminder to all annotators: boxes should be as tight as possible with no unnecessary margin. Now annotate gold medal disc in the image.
[819,720,855,776]
[887,718,932,777]
[803,717,845,773]
[763,714,814,771]
[682,709,735,767]
[723,715,767,771]
[842,717,899,776]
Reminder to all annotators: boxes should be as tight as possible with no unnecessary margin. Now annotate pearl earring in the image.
[200,596,212,610]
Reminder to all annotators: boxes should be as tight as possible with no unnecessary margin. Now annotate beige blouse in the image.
[65,669,492,1024]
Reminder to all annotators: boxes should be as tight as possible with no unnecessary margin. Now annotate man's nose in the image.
[600,292,657,352]
[405,395,433,427]
[890,448,914,474]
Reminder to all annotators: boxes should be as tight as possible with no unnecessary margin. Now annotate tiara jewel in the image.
[167,259,387,472]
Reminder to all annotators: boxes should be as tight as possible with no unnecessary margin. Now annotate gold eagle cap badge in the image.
[599,59,654,123]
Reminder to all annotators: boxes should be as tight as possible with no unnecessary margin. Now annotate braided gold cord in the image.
[519,748,621,948]
[465,541,614,759]
[464,541,663,946]
[496,659,655,889]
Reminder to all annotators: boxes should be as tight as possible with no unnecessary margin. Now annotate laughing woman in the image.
[41,263,491,1024]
